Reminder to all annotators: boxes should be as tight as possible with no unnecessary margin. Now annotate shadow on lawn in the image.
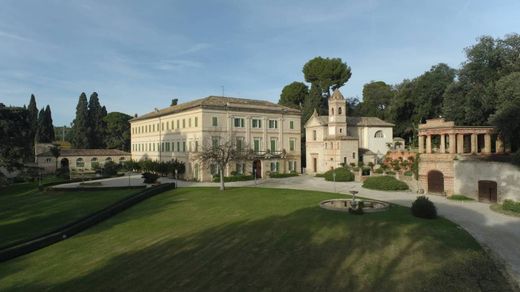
[4,202,514,292]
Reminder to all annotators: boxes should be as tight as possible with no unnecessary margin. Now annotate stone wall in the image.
[454,160,520,202]
[418,153,456,195]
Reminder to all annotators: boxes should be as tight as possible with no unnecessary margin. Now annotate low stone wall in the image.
[454,160,520,202]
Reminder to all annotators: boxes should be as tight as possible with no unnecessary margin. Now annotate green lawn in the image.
[0,188,511,291]
[0,180,140,246]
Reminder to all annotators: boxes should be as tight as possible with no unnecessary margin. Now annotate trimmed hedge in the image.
[411,196,437,219]
[324,168,355,182]
[269,172,299,178]
[212,175,255,182]
[503,199,520,213]
[362,176,409,191]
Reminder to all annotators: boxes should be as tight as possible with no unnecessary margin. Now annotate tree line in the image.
[71,92,132,151]
[279,33,520,152]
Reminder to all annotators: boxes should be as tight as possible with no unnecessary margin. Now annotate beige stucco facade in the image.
[130,96,301,182]
[304,89,394,174]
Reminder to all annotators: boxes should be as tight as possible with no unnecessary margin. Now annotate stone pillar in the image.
[449,134,456,154]
[457,134,464,154]
[426,135,432,154]
[418,135,424,153]
[471,134,477,154]
[484,134,491,154]
[496,137,504,154]
[440,134,446,154]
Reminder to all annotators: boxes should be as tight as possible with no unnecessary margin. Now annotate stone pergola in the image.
[418,118,505,155]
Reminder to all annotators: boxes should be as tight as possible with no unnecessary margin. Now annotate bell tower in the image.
[328,89,347,137]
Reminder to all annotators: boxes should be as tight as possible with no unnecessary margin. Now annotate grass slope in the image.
[0,181,139,246]
[0,188,511,291]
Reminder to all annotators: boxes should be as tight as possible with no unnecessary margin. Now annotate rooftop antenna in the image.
[221,85,225,97]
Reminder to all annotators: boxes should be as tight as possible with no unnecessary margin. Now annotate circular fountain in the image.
[319,191,390,213]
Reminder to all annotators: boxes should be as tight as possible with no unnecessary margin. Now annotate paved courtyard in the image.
[54,174,520,285]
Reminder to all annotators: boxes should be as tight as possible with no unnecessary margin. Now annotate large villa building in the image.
[130,96,301,182]
[304,89,394,174]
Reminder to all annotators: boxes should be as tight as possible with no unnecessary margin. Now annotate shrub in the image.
[385,171,396,176]
[269,172,299,178]
[142,172,159,184]
[411,196,437,219]
[448,194,474,201]
[315,173,325,177]
[102,161,120,177]
[361,167,371,176]
[362,176,409,191]
[323,168,355,182]
[503,200,520,213]
[212,175,255,182]
[404,171,413,176]
[55,167,70,179]
[374,168,384,174]
[512,150,520,167]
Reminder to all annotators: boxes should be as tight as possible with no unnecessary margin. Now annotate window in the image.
[161,142,165,152]
[234,118,245,128]
[252,118,262,128]
[289,161,297,172]
[177,120,180,129]
[375,130,384,138]
[236,137,244,151]
[76,158,84,168]
[289,121,294,129]
[236,163,246,175]
[91,157,98,168]
[212,136,220,148]
[189,141,192,152]
[182,141,186,152]
[162,123,164,131]
[340,128,343,133]
[177,142,180,152]
[268,120,278,129]
[253,138,261,153]
[152,143,155,151]
[166,122,169,130]
[313,130,317,141]
[165,142,170,152]
[270,162,279,172]
[195,117,198,127]
[331,108,334,115]
[105,157,112,162]
[352,152,356,159]
[119,157,125,163]
[210,164,219,176]
[339,107,342,114]
[195,141,199,152]
[46,158,52,163]
[189,118,192,127]
[212,116,218,127]
[182,119,186,128]
[270,138,277,152]
[289,139,295,151]
[171,121,174,129]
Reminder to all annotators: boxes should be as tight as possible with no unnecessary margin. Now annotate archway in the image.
[427,170,444,194]
[252,160,262,178]
[60,158,69,169]
[478,180,497,203]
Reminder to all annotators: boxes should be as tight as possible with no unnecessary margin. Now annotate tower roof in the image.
[330,89,345,100]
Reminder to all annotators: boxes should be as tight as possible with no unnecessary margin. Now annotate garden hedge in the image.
[323,168,355,182]
[362,176,409,191]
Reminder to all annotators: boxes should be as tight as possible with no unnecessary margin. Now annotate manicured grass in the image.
[0,188,511,291]
[0,180,139,246]
[448,195,475,201]
[363,175,409,191]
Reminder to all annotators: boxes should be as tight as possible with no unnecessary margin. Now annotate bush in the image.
[411,196,437,219]
[448,195,474,201]
[55,167,70,179]
[212,175,255,182]
[102,161,120,177]
[374,168,384,174]
[404,171,413,176]
[512,150,520,167]
[503,199,520,213]
[315,173,325,177]
[269,172,299,178]
[323,168,355,182]
[362,176,409,191]
[142,172,159,184]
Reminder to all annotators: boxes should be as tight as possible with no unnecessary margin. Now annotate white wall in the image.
[454,160,520,202]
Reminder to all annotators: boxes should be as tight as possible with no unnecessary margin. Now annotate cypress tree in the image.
[27,94,38,141]
[44,105,55,142]
[87,92,105,148]
[72,93,90,148]
[35,108,45,142]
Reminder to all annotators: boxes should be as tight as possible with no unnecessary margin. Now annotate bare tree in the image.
[198,136,255,191]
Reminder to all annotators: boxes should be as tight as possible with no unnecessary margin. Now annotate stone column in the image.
[496,137,504,154]
[440,134,446,154]
[418,135,424,153]
[426,135,432,154]
[471,134,477,154]
[457,134,464,154]
[484,134,491,154]
[449,134,456,154]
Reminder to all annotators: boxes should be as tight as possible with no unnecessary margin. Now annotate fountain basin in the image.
[319,199,389,213]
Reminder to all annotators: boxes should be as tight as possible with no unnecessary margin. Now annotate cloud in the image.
[0,29,32,42]
[154,59,204,71]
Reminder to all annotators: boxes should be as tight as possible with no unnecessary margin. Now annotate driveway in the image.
[54,174,520,285]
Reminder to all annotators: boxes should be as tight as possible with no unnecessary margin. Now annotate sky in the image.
[1,0,519,126]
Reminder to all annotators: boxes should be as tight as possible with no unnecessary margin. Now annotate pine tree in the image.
[72,93,90,148]
[87,92,106,148]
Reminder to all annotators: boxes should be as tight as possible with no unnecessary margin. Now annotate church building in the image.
[305,89,394,174]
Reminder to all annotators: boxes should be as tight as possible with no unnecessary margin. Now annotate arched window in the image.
[105,157,112,162]
[91,157,99,168]
[76,158,84,168]
[338,107,342,114]
[331,108,334,115]
[375,130,384,138]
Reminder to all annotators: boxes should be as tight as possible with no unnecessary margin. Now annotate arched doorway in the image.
[427,170,444,194]
[478,180,497,203]
[60,158,69,169]
[252,160,262,178]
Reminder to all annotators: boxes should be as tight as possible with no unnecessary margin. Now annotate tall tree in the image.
[104,112,132,151]
[388,79,417,142]
[87,92,105,148]
[72,93,90,148]
[44,105,55,142]
[0,105,32,171]
[358,81,394,120]
[301,84,323,124]
[279,82,308,109]
[303,57,352,114]
[490,72,520,150]
[27,94,38,140]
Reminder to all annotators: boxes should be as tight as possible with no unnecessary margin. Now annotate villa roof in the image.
[311,115,394,127]
[131,95,300,122]
[38,149,130,157]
